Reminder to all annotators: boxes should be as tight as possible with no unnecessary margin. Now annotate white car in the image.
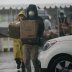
[38,35,72,72]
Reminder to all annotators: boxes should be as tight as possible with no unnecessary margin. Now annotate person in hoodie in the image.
[22,4,44,72]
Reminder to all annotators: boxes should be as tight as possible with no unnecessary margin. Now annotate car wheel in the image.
[49,54,72,72]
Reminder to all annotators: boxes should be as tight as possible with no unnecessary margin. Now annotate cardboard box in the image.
[20,20,40,39]
[20,20,40,44]
[9,22,20,38]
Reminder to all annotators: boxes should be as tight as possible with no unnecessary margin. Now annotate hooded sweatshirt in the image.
[26,4,44,36]
[22,4,44,45]
[26,4,38,19]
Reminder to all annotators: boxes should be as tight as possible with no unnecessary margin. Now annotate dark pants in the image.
[22,44,41,72]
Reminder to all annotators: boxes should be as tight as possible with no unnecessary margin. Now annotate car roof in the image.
[48,35,72,42]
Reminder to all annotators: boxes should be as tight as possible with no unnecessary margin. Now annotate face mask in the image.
[28,11,35,17]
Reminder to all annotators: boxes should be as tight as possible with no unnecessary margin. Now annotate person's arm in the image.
[39,17,44,37]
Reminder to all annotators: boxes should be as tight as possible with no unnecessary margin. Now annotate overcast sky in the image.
[0,0,72,5]
[0,0,71,9]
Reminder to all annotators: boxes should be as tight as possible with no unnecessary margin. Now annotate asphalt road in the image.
[0,52,18,72]
[0,52,34,72]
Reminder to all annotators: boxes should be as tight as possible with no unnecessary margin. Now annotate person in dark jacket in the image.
[22,4,44,72]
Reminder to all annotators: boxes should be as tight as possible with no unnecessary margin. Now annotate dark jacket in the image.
[22,4,44,45]
[26,4,44,37]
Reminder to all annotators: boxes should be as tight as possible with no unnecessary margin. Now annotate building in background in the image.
[0,1,72,51]
[0,27,13,52]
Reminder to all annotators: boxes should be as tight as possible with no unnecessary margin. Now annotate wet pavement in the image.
[0,52,18,72]
[0,52,34,72]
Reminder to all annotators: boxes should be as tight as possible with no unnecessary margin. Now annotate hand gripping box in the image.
[8,22,20,38]
[20,20,40,44]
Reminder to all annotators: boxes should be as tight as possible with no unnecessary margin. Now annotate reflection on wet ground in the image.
[0,52,34,72]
